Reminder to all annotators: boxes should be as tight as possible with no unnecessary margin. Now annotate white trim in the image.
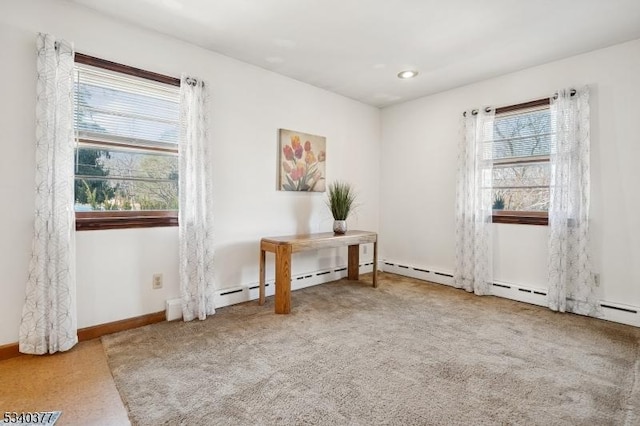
[490,279,548,307]
[381,260,453,286]
[599,301,640,328]
[168,260,639,328]
[207,263,375,310]
[381,258,640,328]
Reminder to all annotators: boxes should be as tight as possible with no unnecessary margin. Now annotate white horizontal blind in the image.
[75,63,180,150]
[483,105,554,163]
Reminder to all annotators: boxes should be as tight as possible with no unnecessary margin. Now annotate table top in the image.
[261,230,377,252]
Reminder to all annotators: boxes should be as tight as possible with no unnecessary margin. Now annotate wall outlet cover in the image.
[152,273,163,289]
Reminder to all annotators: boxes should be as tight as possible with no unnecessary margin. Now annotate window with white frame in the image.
[73,55,180,230]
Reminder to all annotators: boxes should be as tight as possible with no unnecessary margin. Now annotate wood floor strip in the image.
[77,311,166,341]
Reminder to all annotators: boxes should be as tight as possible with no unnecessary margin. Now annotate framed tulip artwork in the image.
[278,128,327,192]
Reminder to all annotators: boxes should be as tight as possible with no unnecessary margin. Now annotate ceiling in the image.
[69,0,640,108]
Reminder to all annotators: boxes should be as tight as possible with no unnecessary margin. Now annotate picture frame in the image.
[278,128,326,192]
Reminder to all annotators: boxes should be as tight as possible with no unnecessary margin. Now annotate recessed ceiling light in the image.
[397,70,419,79]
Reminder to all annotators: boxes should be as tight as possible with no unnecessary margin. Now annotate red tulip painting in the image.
[278,129,326,192]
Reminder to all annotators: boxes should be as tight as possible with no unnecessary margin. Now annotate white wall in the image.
[0,0,380,345]
[381,38,640,307]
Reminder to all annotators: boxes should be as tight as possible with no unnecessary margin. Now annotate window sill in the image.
[75,211,178,231]
[492,211,548,226]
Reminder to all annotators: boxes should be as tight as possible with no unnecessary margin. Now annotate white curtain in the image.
[454,108,495,295]
[179,75,215,321]
[19,34,77,354]
[548,87,598,315]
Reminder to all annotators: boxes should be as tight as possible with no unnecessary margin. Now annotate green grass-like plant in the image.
[492,193,505,210]
[327,181,357,220]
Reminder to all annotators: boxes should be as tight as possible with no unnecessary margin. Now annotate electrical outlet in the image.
[152,273,163,289]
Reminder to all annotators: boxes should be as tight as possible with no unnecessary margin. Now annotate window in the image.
[490,99,552,225]
[73,54,181,230]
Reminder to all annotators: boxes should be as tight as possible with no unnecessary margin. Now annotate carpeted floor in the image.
[102,273,640,425]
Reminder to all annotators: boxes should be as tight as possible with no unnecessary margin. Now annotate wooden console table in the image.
[259,230,378,314]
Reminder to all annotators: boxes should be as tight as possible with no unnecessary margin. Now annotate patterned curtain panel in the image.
[19,34,77,354]
[548,87,599,315]
[454,108,495,295]
[179,76,215,321]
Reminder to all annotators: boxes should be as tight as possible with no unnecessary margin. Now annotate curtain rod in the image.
[463,89,576,117]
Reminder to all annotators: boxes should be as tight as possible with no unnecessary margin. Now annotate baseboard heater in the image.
[435,272,454,278]
[381,261,455,288]
[382,258,640,328]
[207,261,375,312]
[600,303,638,314]
[492,282,547,295]
[248,283,270,290]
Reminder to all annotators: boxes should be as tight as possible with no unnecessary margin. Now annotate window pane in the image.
[74,147,178,212]
[493,163,550,188]
[492,163,550,211]
[492,188,549,212]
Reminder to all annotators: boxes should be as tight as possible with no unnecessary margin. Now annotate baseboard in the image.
[77,311,166,341]
[212,261,375,310]
[0,342,21,361]
[489,279,548,308]
[381,258,640,328]
[381,260,454,286]
[599,301,640,328]
[0,310,166,361]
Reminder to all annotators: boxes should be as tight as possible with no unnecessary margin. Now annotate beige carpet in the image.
[102,273,640,425]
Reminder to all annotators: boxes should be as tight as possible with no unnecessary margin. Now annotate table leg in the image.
[373,240,378,288]
[275,244,292,314]
[348,244,359,280]
[259,248,266,305]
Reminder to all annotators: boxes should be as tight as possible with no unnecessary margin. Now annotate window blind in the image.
[483,105,554,162]
[74,63,180,150]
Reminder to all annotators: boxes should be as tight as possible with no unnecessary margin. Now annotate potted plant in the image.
[492,193,505,210]
[327,181,357,234]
